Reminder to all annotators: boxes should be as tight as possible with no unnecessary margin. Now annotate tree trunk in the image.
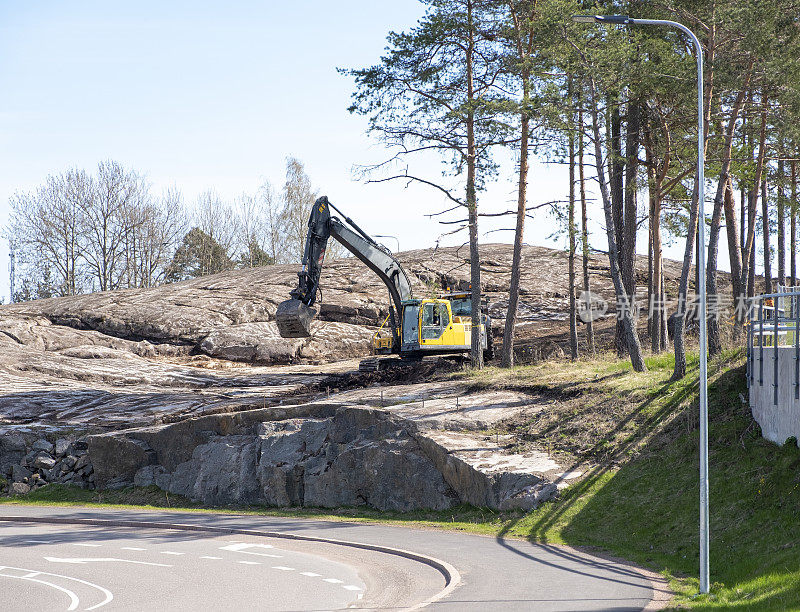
[579,104,595,354]
[762,175,772,294]
[741,181,746,266]
[706,74,750,354]
[742,94,768,297]
[652,193,664,353]
[644,128,659,353]
[623,100,640,302]
[673,174,702,380]
[660,273,668,350]
[568,78,578,360]
[722,178,744,338]
[588,77,646,371]
[647,164,655,345]
[465,0,482,369]
[695,227,700,294]
[500,71,530,368]
[778,156,786,287]
[641,105,669,354]
[793,159,798,286]
[622,99,640,353]
[610,102,624,251]
[610,100,626,355]
[749,240,756,298]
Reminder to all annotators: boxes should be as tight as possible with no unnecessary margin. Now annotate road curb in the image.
[562,544,673,610]
[0,514,461,611]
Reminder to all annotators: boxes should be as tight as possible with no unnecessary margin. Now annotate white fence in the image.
[748,287,800,446]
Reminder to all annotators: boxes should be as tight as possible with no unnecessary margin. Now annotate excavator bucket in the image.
[275,299,317,338]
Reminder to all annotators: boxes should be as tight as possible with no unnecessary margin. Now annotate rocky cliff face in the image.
[87,403,558,512]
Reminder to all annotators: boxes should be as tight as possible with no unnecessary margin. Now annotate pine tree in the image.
[342,0,510,368]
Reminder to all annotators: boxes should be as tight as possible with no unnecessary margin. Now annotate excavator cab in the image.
[376,298,486,356]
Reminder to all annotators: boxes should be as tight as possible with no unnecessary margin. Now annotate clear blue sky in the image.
[0,1,715,303]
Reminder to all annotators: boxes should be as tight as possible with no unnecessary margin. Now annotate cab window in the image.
[402,305,418,345]
[450,298,471,317]
[421,303,448,339]
[439,303,450,328]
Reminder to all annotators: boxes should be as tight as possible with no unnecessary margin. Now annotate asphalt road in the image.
[0,506,662,611]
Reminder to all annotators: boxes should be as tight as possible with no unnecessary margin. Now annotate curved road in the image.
[0,506,664,611]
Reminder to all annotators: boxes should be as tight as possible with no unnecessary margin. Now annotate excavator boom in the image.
[276,196,413,341]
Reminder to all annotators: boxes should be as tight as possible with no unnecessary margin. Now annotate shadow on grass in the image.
[496,358,800,610]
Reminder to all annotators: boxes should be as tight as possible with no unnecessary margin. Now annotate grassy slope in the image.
[4,349,800,609]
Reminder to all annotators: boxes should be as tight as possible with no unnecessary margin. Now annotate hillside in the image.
[0,242,732,433]
[0,243,721,366]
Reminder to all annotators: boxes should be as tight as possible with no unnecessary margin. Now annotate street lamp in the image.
[573,14,710,595]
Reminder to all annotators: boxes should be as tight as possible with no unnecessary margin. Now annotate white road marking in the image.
[219,543,281,558]
[160,551,185,556]
[72,543,102,547]
[271,566,295,571]
[238,561,260,565]
[121,547,145,551]
[200,556,222,560]
[300,571,321,577]
[343,585,363,591]
[323,578,344,584]
[45,557,172,567]
[17,575,80,610]
[0,566,113,610]
[220,542,274,550]
[24,539,54,544]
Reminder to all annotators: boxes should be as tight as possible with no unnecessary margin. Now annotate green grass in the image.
[4,348,800,609]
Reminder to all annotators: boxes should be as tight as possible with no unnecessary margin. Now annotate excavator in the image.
[275,196,493,369]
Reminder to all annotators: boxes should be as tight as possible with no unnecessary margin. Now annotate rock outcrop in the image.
[86,403,560,511]
[0,243,658,432]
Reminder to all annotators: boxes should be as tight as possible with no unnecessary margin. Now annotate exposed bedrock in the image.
[3,244,693,365]
[87,404,557,512]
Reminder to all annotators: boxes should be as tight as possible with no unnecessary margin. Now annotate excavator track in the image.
[359,355,424,373]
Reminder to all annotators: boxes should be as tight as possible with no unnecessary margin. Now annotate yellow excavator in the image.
[275,196,493,369]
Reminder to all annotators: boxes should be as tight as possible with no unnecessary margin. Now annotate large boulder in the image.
[198,320,374,364]
[0,431,29,474]
[10,482,30,495]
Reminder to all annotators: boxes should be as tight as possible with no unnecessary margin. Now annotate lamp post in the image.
[572,14,709,594]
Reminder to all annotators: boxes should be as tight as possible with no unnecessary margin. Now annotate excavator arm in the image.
[275,196,413,343]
